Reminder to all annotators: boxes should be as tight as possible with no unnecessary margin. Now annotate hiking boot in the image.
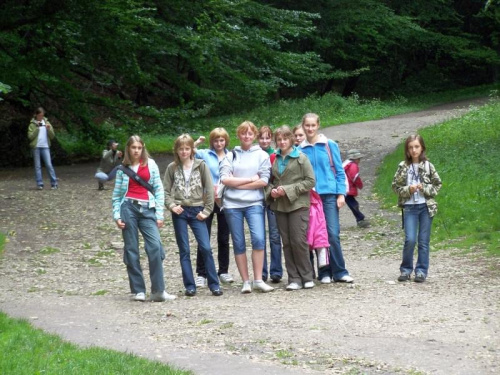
[219,273,234,284]
[195,276,206,288]
[241,280,252,294]
[211,289,223,297]
[285,282,301,291]
[184,289,196,297]
[414,273,426,283]
[150,291,177,302]
[357,219,370,228]
[253,280,274,293]
[132,292,146,302]
[398,273,410,282]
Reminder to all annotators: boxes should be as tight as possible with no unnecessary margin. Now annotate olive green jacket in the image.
[391,160,442,217]
[266,150,316,213]
[27,117,55,149]
[97,149,122,173]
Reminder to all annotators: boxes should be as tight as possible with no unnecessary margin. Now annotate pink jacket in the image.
[343,160,363,197]
[307,190,330,250]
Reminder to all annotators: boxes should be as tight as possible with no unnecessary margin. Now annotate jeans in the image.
[401,203,433,276]
[224,204,265,255]
[172,206,220,291]
[262,206,283,280]
[318,194,349,280]
[196,204,230,277]
[95,166,119,183]
[33,147,57,187]
[120,200,165,294]
[346,195,365,222]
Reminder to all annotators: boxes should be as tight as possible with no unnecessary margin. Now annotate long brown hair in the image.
[122,135,150,166]
[404,134,428,164]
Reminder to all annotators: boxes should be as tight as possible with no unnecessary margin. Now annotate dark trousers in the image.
[346,195,365,222]
[196,204,230,276]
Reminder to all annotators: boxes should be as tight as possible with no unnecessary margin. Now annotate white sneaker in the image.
[253,280,274,293]
[195,276,206,288]
[286,282,301,291]
[303,281,315,289]
[241,280,252,294]
[132,292,146,302]
[219,273,234,284]
[150,291,177,302]
[336,275,354,283]
[320,276,332,284]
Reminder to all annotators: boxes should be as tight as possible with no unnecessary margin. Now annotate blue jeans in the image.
[401,204,433,276]
[33,147,57,187]
[172,206,220,291]
[224,204,265,255]
[120,200,165,294]
[196,203,231,277]
[346,195,365,222]
[262,206,283,280]
[318,194,349,280]
[95,166,119,183]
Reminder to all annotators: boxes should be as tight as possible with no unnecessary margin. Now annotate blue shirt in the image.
[195,148,227,183]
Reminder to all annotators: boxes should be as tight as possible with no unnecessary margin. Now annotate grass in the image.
[0,232,5,255]
[374,97,500,255]
[144,84,498,154]
[0,312,192,375]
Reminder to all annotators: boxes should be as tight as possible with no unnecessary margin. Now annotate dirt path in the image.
[1,98,498,375]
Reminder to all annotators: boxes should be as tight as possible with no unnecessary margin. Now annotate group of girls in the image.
[111,113,442,301]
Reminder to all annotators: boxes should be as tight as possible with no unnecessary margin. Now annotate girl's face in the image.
[407,140,423,162]
[294,128,305,146]
[238,129,256,149]
[177,145,192,162]
[302,117,319,140]
[35,112,44,121]
[212,137,226,152]
[258,132,272,149]
[276,135,293,154]
[129,141,143,163]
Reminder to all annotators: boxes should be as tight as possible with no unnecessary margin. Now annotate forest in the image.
[0,0,499,166]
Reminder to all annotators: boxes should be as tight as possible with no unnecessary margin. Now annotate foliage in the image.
[374,98,500,255]
[0,312,192,374]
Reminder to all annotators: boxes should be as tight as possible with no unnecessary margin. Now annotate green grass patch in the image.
[39,246,60,255]
[374,99,500,255]
[0,232,5,256]
[0,312,192,374]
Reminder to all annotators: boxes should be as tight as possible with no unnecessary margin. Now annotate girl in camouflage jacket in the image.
[392,135,442,283]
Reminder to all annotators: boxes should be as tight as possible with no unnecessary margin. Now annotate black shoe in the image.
[98,182,104,190]
[398,273,410,282]
[270,275,282,283]
[414,273,426,283]
[184,289,196,297]
[211,289,223,297]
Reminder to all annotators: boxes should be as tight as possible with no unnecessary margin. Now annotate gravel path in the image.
[1,98,498,375]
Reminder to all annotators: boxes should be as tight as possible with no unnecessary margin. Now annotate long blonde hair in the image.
[173,134,195,165]
[122,135,150,166]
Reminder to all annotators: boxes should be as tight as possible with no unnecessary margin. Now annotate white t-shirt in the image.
[404,163,426,205]
[36,120,49,148]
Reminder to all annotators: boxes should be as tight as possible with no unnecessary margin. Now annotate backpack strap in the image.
[118,165,154,194]
[325,140,337,176]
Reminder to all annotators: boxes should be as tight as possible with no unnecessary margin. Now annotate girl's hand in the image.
[157,220,164,228]
[172,205,184,215]
[116,219,125,229]
[277,186,286,196]
[197,212,208,221]
[271,188,280,198]
[409,184,419,194]
[337,194,345,209]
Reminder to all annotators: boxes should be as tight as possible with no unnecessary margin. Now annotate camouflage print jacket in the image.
[391,160,442,217]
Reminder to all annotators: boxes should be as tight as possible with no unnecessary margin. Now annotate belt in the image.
[126,198,149,206]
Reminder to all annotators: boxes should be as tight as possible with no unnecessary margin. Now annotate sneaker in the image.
[51,185,58,190]
[414,273,426,283]
[37,186,43,190]
[335,275,354,283]
[211,289,223,296]
[270,274,282,284]
[253,280,274,293]
[132,292,146,302]
[398,273,410,282]
[98,182,104,190]
[219,273,234,284]
[286,282,301,291]
[357,220,370,228]
[195,276,206,288]
[241,280,252,294]
[150,291,177,302]
[303,281,315,289]
[320,276,332,284]
[184,289,196,297]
